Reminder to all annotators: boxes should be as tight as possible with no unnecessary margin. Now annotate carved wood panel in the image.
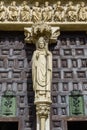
[0,31,36,130]
[51,32,87,130]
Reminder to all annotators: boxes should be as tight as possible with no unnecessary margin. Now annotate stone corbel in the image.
[24,23,60,44]
[50,27,60,43]
[24,27,32,43]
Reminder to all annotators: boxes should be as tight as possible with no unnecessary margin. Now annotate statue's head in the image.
[35,1,39,7]
[68,1,73,6]
[57,1,61,5]
[80,2,85,7]
[11,1,16,6]
[37,37,45,49]
[0,1,4,6]
[45,1,49,6]
[22,1,27,6]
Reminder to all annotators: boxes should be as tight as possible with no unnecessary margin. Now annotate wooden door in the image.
[0,31,36,130]
[51,32,87,130]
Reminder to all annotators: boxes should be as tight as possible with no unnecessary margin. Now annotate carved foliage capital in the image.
[32,22,52,42]
[36,103,51,118]
[24,23,60,44]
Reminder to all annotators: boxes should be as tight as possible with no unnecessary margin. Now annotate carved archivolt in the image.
[1,1,87,22]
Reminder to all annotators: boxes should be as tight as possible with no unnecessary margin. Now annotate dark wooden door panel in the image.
[0,31,36,130]
[51,32,87,130]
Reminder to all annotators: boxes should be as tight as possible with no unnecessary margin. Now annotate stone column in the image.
[36,102,51,130]
[24,22,60,130]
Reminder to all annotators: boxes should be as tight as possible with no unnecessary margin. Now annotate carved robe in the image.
[42,6,52,21]
[8,5,18,21]
[32,49,52,99]
[20,5,30,21]
[78,7,87,21]
[0,5,6,21]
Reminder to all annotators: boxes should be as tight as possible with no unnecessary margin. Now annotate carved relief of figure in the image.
[66,1,77,21]
[32,2,42,22]
[8,1,18,21]
[0,1,6,21]
[54,1,64,21]
[32,37,52,101]
[42,1,52,22]
[78,2,87,21]
[20,1,30,22]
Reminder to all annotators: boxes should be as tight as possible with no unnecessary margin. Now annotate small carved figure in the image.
[42,1,52,22]
[54,1,64,21]
[32,37,52,101]
[0,1,6,21]
[78,2,87,21]
[20,1,30,22]
[8,1,18,21]
[32,2,42,22]
[66,1,77,21]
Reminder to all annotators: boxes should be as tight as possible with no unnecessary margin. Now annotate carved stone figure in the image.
[32,37,52,101]
[8,1,18,21]
[25,23,60,130]
[78,2,87,21]
[54,1,64,21]
[20,1,30,21]
[32,2,42,22]
[0,1,6,21]
[42,1,52,22]
[66,1,77,21]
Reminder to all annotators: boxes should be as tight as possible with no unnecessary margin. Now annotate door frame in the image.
[63,116,87,130]
[0,117,22,130]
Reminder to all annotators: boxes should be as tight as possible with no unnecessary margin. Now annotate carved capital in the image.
[36,102,51,118]
[24,22,60,44]
[51,26,60,43]
[36,101,51,130]
[32,22,52,43]
[24,27,32,43]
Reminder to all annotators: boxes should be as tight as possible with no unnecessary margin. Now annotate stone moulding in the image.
[0,0,87,31]
[0,1,87,22]
[0,22,87,31]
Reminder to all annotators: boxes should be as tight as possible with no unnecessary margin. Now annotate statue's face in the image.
[45,1,49,6]
[12,1,16,6]
[23,1,27,6]
[35,2,39,7]
[0,1,4,6]
[57,1,61,5]
[38,38,45,49]
[68,1,73,6]
[81,2,85,7]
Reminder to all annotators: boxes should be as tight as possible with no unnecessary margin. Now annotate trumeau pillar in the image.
[0,1,87,130]
[24,22,60,130]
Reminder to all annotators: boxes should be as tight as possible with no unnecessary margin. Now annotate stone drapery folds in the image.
[24,22,60,130]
